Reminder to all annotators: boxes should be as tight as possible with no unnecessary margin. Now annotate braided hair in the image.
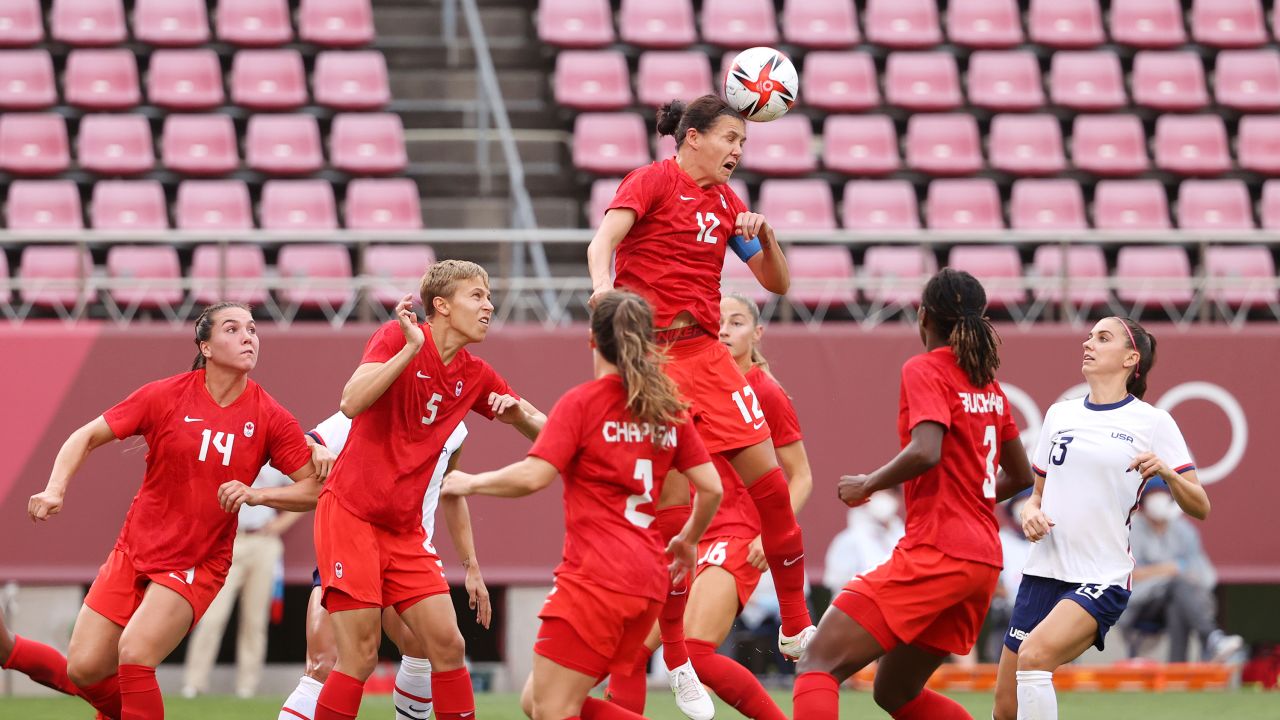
[921,269,1002,387]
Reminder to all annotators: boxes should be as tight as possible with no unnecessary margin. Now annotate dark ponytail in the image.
[192,302,252,370]
[591,291,688,440]
[656,94,743,150]
[921,268,1002,387]
[1111,316,1157,400]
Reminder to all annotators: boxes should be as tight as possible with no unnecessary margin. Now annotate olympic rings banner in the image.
[1,324,1276,584]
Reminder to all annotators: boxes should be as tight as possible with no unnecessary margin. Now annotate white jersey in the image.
[1021,394,1194,588]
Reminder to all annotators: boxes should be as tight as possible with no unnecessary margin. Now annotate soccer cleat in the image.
[778,624,816,661]
[668,660,715,720]
[1207,630,1245,663]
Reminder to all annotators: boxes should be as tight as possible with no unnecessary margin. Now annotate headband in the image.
[1112,317,1140,379]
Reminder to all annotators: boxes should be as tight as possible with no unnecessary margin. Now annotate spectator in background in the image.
[821,491,905,593]
[183,463,301,698]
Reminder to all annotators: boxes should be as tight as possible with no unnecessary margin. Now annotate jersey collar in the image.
[1083,394,1136,411]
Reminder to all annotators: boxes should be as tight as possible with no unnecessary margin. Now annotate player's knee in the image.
[66,655,111,688]
[519,677,535,718]
[872,681,917,713]
[1015,641,1054,672]
[116,640,159,669]
[306,650,336,683]
[426,629,466,668]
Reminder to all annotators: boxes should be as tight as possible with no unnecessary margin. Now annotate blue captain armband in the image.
[728,233,762,262]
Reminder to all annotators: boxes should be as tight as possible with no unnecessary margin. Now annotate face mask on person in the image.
[867,493,899,524]
[1143,492,1180,522]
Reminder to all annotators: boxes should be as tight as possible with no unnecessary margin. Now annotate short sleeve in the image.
[360,321,409,364]
[468,362,517,420]
[1153,411,1195,475]
[265,403,311,477]
[528,393,584,473]
[102,381,161,440]
[310,411,352,453]
[901,358,952,432]
[672,413,712,472]
[757,377,803,446]
[608,165,661,220]
[1031,405,1056,478]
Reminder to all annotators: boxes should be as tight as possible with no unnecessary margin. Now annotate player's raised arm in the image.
[28,416,117,521]
[741,212,789,295]
[442,457,558,499]
[340,295,424,418]
[587,208,636,307]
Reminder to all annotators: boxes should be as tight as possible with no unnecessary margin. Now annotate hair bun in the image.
[655,100,687,136]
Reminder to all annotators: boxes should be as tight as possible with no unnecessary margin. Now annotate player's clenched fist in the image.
[28,490,63,522]
[218,480,259,513]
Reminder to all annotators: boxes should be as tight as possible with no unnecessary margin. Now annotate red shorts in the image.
[84,548,229,630]
[314,492,449,613]
[536,574,663,680]
[694,536,763,610]
[834,544,999,656]
[663,334,771,454]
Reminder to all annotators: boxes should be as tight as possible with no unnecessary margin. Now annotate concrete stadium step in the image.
[422,196,578,229]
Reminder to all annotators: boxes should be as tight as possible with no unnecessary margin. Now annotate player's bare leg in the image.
[531,653,642,720]
[280,587,334,720]
[1011,601,1098,720]
[399,594,473,720]
[871,643,966,718]
[384,606,434,720]
[653,470,713,720]
[116,583,195,718]
[314,606,380,720]
[793,603,887,719]
[66,605,125,718]
[992,646,1020,720]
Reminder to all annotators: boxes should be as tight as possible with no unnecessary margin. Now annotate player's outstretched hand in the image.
[589,283,614,309]
[667,535,697,585]
[1128,451,1171,481]
[837,474,874,507]
[1020,499,1055,542]
[394,295,424,350]
[465,565,492,629]
[28,490,63,522]
[441,471,475,497]
[310,442,337,481]
[218,480,259,513]
[489,393,524,425]
[747,535,768,571]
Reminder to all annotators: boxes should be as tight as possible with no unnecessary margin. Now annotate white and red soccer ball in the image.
[723,46,799,123]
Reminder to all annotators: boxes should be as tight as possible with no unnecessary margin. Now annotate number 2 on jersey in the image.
[981,424,997,499]
[624,459,655,528]
[694,212,720,244]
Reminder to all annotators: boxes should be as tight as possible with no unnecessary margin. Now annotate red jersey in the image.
[324,321,514,531]
[102,371,311,574]
[896,347,1019,568]
[609,158,751,336]
[529,374,712,603]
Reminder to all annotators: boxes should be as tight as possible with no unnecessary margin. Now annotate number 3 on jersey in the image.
[694,212,720,244]
[624,459,655,528]
[981,425,997,499]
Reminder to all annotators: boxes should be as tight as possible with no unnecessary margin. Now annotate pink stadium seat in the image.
[1203,245,1276,307]
[925,179,1003,230]
[636,51,711,108]
[345,178,422,230]
[260,180,338,230]
[864,0,942,48]
[162,114,239,176]
[0,114,69,175]
[216,0,292,46]
[1031,244,1110,307]
[885,52,962,111]
[727,178,749,208]
[245,114,324,175]
[190,244,268,305]
[1132,51,1210,111]
[801,51,879,111]
[538,0,615,48]
[147,49,225,110]
[18,246,94,309]
[134,0,211,46]
[0,50,55,109]
[1114,246,1194,308]
[948,246,1025,309]
[51,0,126,46]
[741,115,816,176]
[1049,50,1126,110]
[587,178,621,227]
[1110,0,1187,48]
[573,113,650,175]
[702,0,777,48]
[1153,115,1231,177]
[77,114,155,176]
[1071,114,1149,177]
[1263,180,1280,229]
[555,50,632,111]
[1190,0,1266,48]
[106,245,183,309]
[654,133,676,160]
[989,114,1066,176]
[787,246,856,308]
[5,180,82,229]
[1215,49,1280,111]
[91,180,169,230]
[1177,179,1254,229]
[1028,0,1104,48]
[230,49,308,110]
[1009,179,1087,230]
[1093,180,1170,229]
[176,180,253,229]
[904,113,983,176]
[314,51,391,110]
[65,49,141,110]
[299,0,374,47]
[330,113,407,175]
[967,50,1045,111]
[781,0,859,49]
[842,180,919,230]
[0,252,9,305]
[0,0,44,47]
[365,244,437,306]
[276,244,354,310]
[822,115,899,176]
[757,179,835,231]
[947,0,1023,48]
[862,245,937,306]
[1238,115,1280,175]
[619,0,697,49]
[721,252,769,304]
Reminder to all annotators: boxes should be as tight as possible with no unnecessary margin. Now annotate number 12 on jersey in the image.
[694,212,720,244]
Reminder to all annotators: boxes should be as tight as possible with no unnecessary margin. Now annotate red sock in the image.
[582,696,647,719]
[687,639,785,720]
[605,649,650,713]
[432,667,476,720]
[654,505,691,670]
[746,466,812,635]
[793,671,839,720]
[4,635,81,697]
[315,670,364,720]
[79,673,122,719]
[117,664,163,720]
[890,688,971,720]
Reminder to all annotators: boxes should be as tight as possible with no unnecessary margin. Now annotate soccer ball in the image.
[723,47,799,123]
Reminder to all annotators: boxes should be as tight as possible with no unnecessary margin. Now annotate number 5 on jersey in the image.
[421,393,443,425]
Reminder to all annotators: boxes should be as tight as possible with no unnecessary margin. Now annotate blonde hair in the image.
[724,293,770,372]
[592,291,688,438]
[419,260,490,317]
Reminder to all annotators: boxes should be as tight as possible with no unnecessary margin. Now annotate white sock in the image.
[279,675,323,720]
[1016,670,1057,720]
[394,655,434,719]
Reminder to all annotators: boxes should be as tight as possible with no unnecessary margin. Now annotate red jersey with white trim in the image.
[324,321,514,531]
[896,347,1020,568]
[529,375,711,602]
[608,158,750,337]
[102,371,311,574]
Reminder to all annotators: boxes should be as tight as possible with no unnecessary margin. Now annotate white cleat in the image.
[668,660,715,720]
[778,625,816,661]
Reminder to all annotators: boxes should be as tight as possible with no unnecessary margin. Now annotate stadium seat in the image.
[1215,49,1280,111]
[364,244,437,306]
[5,180,83,229]
[190,244,268,304]
[636,51,711,108]
[702,0,778,48]
[245,114,324,175]
[947,0,1023,48]
[586,178,621,228]
[298,0,375,47]
[1071,114,1150,177]
[572,113,650,175]
[1009,179,1087,230]
[0,252,9,305]
[1176,179,1254,229]
[727,178,750,208]
[134,0,211,46]
[862,245,937,306]
[741,115,816,176]
[0,50,55,109]
[801,51,880,111]
[345,178,422,229]
[904,113,983,176]
[91,180,169,230]
[1204,245,1277,307]
[314,51,391,110]
[653,133,676,160]
[885,52,962,111]
[1110,0,1187,48]
[1238,115,1280,175]
[1153,115,1231,176]
[18,246,94,309]
[1093,180,1170,229]
[787,246,856,308]
[537,0,615,48]
[147,49,225,110]
[721,251,769,304]
[967,50,1045,111]
[1027,0,1104,48]
[1049,50,1127,110]
[948,246,1025,309]
[1190,0,1267,48]
[0,113,69,175]
[230,49,308,110]
[555,50,632,111]
[176,179,253,229]
[51,0,126,46]
[1132,51,1210,111]
[162,114,239,176]
[216,0,292,46]
[1031,244,1110,307]
[757,179,835,231]
[781,0,859,49]
[106,245,183,310]
[330,113,407,175]
[65,49,141,110]
[842,180,919,230]
[0,0,44,47]
[1262,180,1280,229]
[989,114,1066,176]
[822,115,899,176]
[1114,246,1194,308]
[864,0,942,48]
[276,244,354,310]
[260,179,338,230]
[77,114,155,176]
[619,0,697,49]
[925,178,1003,230]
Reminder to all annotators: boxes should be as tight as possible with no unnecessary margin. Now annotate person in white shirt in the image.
[821,491,905,594]
[992,317,1213,720]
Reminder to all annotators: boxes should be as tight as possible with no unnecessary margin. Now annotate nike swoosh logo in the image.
[752,420,766,430]
[168,572,189,584]
[679,195,695,201]
[460,713,474,718]
[416,371,431,379]
[670,589,688,596]
[184,416,202,423]
[396,706,429,720]
[783,555,804,567]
